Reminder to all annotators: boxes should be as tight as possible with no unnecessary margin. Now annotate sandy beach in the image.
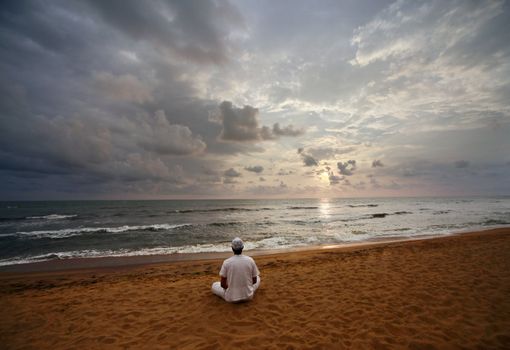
[1,228,510,349]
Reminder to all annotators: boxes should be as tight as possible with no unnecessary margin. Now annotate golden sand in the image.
[1,228,510,349]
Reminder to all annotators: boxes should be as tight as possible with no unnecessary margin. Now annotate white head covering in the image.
[231,237,244,250]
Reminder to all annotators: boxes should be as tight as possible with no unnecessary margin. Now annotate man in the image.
[211,237,261,303]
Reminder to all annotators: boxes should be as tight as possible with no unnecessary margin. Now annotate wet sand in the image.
[1,228,510,349]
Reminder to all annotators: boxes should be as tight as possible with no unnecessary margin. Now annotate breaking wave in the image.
[172,207,273,214]
[27,214,78,220]
[12,223,191,240]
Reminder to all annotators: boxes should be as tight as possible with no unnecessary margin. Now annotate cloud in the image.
[328,173,343,185]
[137,110,206,155]
[302,154,319,167]
[85,0,245,65]
[244,165,264,173]
[351,1,505,67]
[454,160,470,168]
[224,168,242,177]
[1,0,509,199]
[337,160,356,176]
[277,169,294,176]
[216,101,260,141]
[272,123,305,137]
[297,148,319,167]
[215,101,305,142]
[110,153,183,182]
[307,146,356,161]
[372,159,384,168]
[94,72,153,103]
[223,177,238,184]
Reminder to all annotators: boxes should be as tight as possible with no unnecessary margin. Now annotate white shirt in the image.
[220,254,260,302]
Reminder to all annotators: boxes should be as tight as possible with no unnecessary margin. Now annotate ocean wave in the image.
[27,214,78,220]
[0,217,27,222]
[433,210,452,215]
[290,219,322,225]
[0,214,78,223]
[172,207,273,214]
[348,204,379,208]
[13,223,191,240]
[287,206,318,210]
[482,219,510,226]
[207,222,239,227]
[0,236,315,266]
[0,244,234,266]
[371,213,389,218]
[369,211,412,219]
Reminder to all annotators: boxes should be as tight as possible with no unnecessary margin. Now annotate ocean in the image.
[1,197,509,266]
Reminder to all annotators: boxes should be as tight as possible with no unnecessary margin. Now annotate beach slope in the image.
[1,228,510,349]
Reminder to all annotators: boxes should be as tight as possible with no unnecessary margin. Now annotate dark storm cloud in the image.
[328,173,342,185]
[224,168,242,178]
[454,160,470,169]
[216,101,261,141]
[272,123,305,137]
[337,160,356,176]
[0,0,248,199]
[215,101,305,142]
[297,148,318,167]
[372,160,384,168]
[84,0,244,65]
[244,165,264,173]
[302,155,319,167]
[277,169,294,176]
[134,110,206,156]
[2,0,509,198]
[306,146,357,161]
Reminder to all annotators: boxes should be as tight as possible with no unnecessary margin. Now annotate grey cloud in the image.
[272,123,305,137]
[328,172,343,185]
[0,113,113,170]
[302,155,319,167]
[244,165,264,173]
[84,0,244,65]
[224,168,242,177]
[297,148,319,167]
[94,72,153,103]
[217,101,260,141]
[368,174,381,189]
[215,101,305,142]
[351,1,505,67]
[372,159,384,167]
[223,177,238,184]
[109,154,184,183]
[277,169,294,176]
[136,110,206,156]
[455,160,470,168]
[337,160,356,176]
[307,146,357,161]
[2,0,509,198]
[246,183,289,196]
[0,0,247,198]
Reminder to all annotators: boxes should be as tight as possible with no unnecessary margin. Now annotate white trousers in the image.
[211,276,261,302]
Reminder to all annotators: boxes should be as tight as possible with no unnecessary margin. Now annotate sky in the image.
[1,0,510,200]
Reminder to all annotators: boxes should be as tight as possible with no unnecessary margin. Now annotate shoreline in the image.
[0,227,507,275]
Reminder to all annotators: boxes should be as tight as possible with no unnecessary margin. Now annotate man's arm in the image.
[220,276,228,289]
[252,259,260,285]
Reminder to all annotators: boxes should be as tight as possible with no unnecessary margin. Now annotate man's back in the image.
[220,255,259,302]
